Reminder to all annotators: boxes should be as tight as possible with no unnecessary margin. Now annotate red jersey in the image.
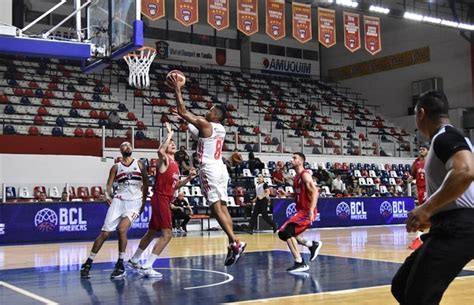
[155,157,180,197]
[412,157,426,187]
[293,169,314,211]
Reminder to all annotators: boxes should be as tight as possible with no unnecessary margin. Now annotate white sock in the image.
[118,252,126,260]
[88,252,97,261]
[295,256,303,263]
[303,240,312,248]
[130,248,144,263]
[417,231,423,238]
[142,253,159,269]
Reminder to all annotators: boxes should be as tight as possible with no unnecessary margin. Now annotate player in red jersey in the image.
[408,144,429,250]
[278,152,322,273]
[128,122,196,277]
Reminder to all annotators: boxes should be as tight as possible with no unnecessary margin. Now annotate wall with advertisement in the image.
[146,39,240,68]
[272,197,414,228]
[250,52,320,77]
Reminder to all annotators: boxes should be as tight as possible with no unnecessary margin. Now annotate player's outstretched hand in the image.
[166,73,178,89]
[165,121,173,135]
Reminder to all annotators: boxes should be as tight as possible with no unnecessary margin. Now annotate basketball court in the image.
[2,226,474,304]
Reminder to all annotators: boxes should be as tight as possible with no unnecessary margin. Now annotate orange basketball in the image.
[166,70,186,88]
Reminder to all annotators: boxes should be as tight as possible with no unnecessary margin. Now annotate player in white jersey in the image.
[168,73,246,266]
[80,142,148,279]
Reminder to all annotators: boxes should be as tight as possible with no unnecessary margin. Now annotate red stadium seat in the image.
[33,115,44,125]
[127,112,137,121]
[74,92,83,99]
[81,101,91,109]
[24,88,34,97]
[28,81,38,88]
[85,128,96,138]
[99,111,108,120]
[37,106,48,116]
[28,126,39,135]
[74,128,84,137]
[136,121,146,130]
[90,110,99,118]
[14,88,24,96]
[0,94,9,103]
[44,90,55,98]
[71,100,81,109]
[41,97,51,106]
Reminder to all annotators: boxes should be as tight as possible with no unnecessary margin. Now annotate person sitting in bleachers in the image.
[248,152,264,174]
[331,174,345,195]
[171,192,193,232]
[60,191,69,202]
[230,148,243,177]
[108,111,121,129]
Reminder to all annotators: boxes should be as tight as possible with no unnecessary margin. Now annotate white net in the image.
[123,47,157,88]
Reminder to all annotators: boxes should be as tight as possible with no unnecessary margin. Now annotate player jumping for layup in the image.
[81,142,148,279]
[167,73,246,266]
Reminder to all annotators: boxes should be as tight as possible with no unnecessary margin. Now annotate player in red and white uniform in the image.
[128,122,196,278]
[408,144,429,250]
[168,73,246,266]
[278,152,322,273]
[81,142,148,279]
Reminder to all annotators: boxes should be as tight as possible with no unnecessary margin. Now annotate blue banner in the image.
[272,197,415,228]
[0,202,153,245]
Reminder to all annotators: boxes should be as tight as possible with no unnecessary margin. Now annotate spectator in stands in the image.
[171,192,193,232]
[248,152,264,174]
[331,175,345,195]
[175,146,191,175]
[192,151,200,169]
[271,164,286,186]
[230,148,243,177]
[37,192,47,202]
[296,116,311,135]
[60,191,68,202]
[314,166,332,187]
[108,111,121,129]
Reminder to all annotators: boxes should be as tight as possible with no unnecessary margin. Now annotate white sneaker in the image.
[139,267,163,278]
[127,259,141,269]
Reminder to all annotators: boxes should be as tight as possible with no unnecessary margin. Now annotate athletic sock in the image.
[295,256,303,264]
[88,252,97,261]
[118,252,126,260]
[130,248,144,263]
[142,253,159,269]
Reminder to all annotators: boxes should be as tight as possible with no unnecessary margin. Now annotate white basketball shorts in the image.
[199,163,229,205]
[101,197,142,232]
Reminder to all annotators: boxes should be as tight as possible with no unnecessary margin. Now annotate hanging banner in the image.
[364,15,382,55]
[343,12,361,52]
[142,0,165,20]
[237,0,258,36]
[175,0,199,27]
[266,0,286,40]
[318,8,336,48]
[207,0,229,31]
[292,2,312,44]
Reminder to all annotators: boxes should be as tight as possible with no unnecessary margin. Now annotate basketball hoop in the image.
[123,47,156,88]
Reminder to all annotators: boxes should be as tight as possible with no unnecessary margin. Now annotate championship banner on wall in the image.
[318,8,336,48]
[141,0,165,21]
[292,2,312,44]
[364,15,382,55]
[207,0,229,31]
[266,0,286,40]
[343,12,361,52]
[175,0,199,27]
[237,0,258,36]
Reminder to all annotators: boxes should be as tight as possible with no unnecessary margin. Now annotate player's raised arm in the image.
[167,72,212,137]
[158,122,174,167]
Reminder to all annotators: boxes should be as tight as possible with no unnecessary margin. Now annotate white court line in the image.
[0,281,59,305]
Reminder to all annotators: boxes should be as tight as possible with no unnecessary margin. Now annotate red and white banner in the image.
[292,2,312,44]
[318,8,336,48]
[142,0,165,20]
[207,0,229,31]
[237,0,258,36]
[364,16,382,55]
[266,0,285,41]
[175,0,199,27]
[343,12,361,53]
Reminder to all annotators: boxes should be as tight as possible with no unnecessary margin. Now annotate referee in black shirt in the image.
[250,174,277,233]
[391,91,474,305]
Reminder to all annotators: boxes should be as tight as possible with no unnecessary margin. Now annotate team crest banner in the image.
[343,12,361,52]
[237,0,258,36]
[266,0,285,40]
[292,2,312,44]
[141,0,165,20]
[318,8,336,48]
[207,0,229,31]
[364,16,382,55]
[175,0,199,27]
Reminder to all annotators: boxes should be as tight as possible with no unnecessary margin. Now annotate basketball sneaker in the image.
[408,237,423,250]
[110,259,126,279]
[138,267,163,278]
[127,259,141,270]
[286,260,310,273]
[80,259,92,278]
[224,240,247,266]
[309,241,323,262]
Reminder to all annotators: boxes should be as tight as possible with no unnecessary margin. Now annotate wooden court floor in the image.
[1,225,473,305]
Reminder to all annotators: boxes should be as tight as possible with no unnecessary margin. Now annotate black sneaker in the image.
[181,225,187,232]
[80,259,92,278]
[273,224,278,233]
[309,241,322,262]
[286,260,309,273]
[224,241,247,266]
[110,259,126,279]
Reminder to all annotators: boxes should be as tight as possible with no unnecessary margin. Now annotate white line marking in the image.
[0,281,59,305]
[155,267,234,290]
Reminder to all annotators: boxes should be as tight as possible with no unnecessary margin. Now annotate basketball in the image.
[166,70,186,88]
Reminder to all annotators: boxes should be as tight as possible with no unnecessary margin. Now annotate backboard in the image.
[0,0,143,73]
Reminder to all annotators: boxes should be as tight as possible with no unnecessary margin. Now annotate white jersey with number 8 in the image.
[197,122,225,166]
